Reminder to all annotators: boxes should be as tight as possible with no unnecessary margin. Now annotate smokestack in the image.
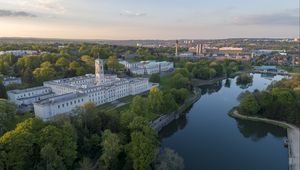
[175,40,179,56]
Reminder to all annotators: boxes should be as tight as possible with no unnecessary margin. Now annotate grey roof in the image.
[35,92,87,105]
[8,86,50,94]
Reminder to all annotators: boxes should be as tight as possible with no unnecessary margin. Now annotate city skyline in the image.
[0,0,299,39]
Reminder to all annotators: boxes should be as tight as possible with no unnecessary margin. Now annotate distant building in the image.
[177,52,200,60]
[175,40,179,56]
[219,47,243,54]
[0,50,39,57]
[252,49,286,56]
[119,60,174,75]
[3,77,22,86]
[254,66,278,72]
[188,44,204,55]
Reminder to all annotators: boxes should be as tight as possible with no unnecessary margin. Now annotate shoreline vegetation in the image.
[230,74,300,170]
[228,110,300,170]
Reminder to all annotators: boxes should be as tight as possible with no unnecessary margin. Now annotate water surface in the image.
[160,74,288,170]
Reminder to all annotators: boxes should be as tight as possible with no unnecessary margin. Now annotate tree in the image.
[162,92,178,113]
[239,92,260,115]
[107,55,119,72]
[147,87,164,114]
[130,96,149,116]
[78,157,94,170]
[69,61,80,70]
[99,130,122,170]
[128,116,149,132]
[0,130,36,170]
[149,73,160,83]
[80,55,94,67]
[236,73,253,85]
[0,81,7,99]
[170,73,189,89]
[38,124,77,168]
[0,99,17,135]
[40,144,66,170]
[82,102,96,112]
[154,148,184,170]
[126,131,158,170]
[120,110,137,128]
[33,62,56,83]
[55,57,69,69]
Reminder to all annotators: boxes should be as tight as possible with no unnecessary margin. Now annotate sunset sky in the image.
[0,0,299,39]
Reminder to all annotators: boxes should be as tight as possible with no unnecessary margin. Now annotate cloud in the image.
[0,9,36,17]
[3,0,65,14]
[120,10,146,17]
[234,9,299,26]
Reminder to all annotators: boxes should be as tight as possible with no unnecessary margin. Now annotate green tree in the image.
[130,96,149,116]
[33,62,56,83]
[0,130,36,170]
[170,73,189,89]
[69,61,80,70]
[239,92,260,115]
[126,131,158,170]
[0,81,7,99]
[99,129,122,170]
[162,92,178,113]
[40,144,66,170]
[55,57,69,69]
[0,99,17,135]
[149,73,160,83]
[78,157,94,170]
[107,55,119,72]
[147,87,164,114]
[39,124,77,168]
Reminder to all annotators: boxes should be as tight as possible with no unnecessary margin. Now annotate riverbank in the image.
[151,90,201,132]
[229,110,300,170]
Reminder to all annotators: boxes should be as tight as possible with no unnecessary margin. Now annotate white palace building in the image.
[8,59,155,120]
[119,60,174,75]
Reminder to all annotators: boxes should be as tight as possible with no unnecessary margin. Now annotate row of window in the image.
[57,98,84,109]
[17,89,50,99]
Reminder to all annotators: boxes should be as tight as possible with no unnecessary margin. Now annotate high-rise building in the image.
[196,44,203,55]
[175,40,179,56]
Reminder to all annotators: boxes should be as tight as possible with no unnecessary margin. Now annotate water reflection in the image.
[159,114,188,139]
[235,118,287,142]
[200,80,222,95]
[224,79,231,88]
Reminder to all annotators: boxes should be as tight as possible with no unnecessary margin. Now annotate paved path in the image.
[231,111,299,170]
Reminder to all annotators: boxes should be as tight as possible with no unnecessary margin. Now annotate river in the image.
[159,73,288,170]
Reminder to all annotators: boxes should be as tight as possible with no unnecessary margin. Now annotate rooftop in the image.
[35,92,86,105]
[8,86,51,94]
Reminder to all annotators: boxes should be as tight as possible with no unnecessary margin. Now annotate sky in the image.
[0,0,299,39]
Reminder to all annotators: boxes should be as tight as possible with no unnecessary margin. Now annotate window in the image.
[58,105,60,109]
